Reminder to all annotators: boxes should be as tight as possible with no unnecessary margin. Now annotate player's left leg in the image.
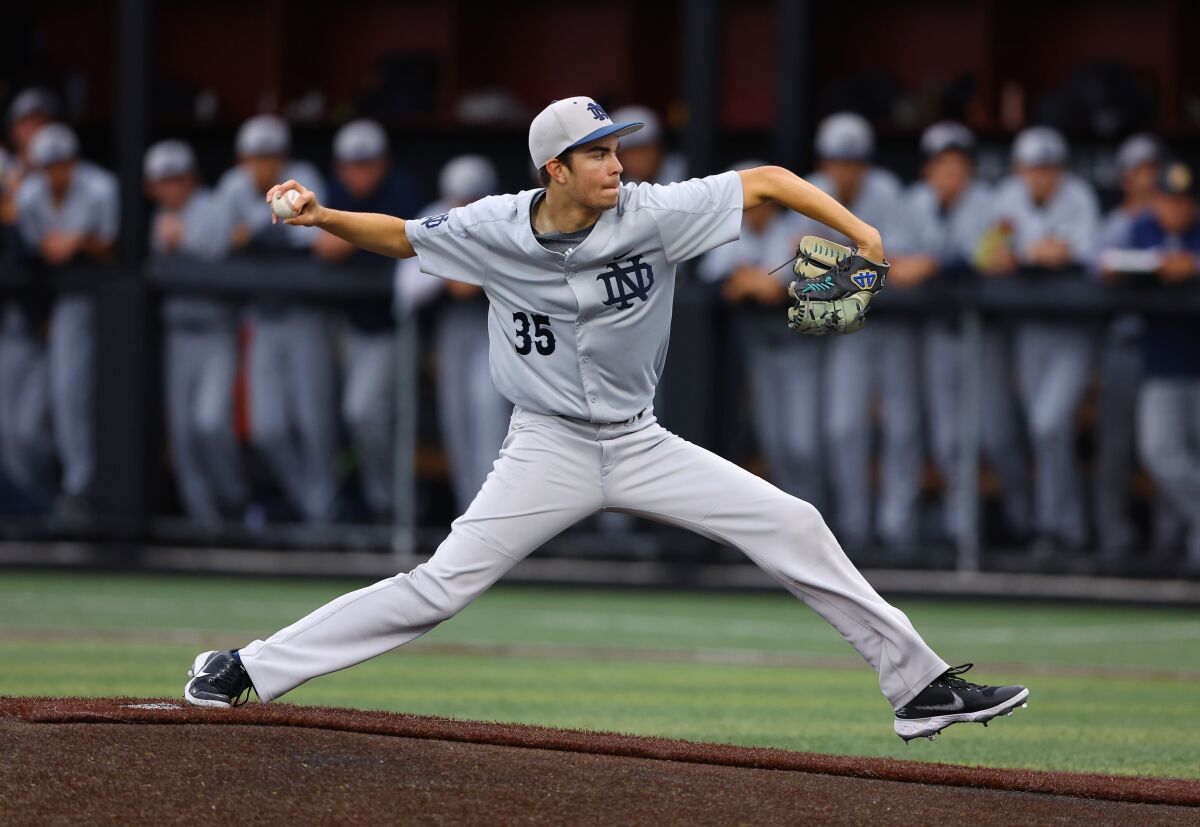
[602,417,1027,739]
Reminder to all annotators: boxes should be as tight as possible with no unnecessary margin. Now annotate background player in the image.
[395,155,511,514]
[145,139,247,526]
[793,113,919,553]
[185,96,1029,743]
[218,115,336,523]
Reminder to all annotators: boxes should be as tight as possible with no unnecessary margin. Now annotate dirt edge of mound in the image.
[2,696,1195,808]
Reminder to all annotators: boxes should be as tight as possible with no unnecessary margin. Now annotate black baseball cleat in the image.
[893,663,1028,742]
[184,650,255,708]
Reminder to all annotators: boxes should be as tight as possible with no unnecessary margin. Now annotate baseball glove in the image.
[786,236,889,336]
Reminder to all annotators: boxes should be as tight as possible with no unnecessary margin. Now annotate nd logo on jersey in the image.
[597,254,655,310]
[851,269,880,290]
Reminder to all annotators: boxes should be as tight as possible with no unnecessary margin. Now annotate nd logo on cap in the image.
[528,97,645,169]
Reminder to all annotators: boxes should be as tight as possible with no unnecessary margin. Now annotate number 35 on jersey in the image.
[512,311,556,356]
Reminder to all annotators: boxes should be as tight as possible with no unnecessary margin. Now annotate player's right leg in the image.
[185,408,604,706]
[602,420,1027,741]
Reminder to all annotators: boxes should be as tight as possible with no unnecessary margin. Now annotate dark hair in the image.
[538,150,577,187]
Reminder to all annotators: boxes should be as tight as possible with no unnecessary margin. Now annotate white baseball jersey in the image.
[405,172,744,423]
[216,161,324,249]
[988,173,1100,264]
[889,181,993,263]
[16,160,119,248]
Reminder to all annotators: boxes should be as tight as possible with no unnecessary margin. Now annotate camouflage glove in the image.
[786,236,888,336]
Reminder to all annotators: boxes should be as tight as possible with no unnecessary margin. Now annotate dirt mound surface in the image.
[2,697,1196,824]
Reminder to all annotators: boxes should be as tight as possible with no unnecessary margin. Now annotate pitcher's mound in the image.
[2,697,1196,824]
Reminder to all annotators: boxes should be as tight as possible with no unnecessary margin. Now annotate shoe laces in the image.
[208,657,254,707]
[936,663,982,691]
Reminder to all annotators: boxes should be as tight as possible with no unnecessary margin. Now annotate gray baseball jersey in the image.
[154,188,236,326]
[216,161,324,249]
[16,160,119,247]
[405,172,745,423]
[889,181,993,262]
[792,168,902,246]
[988,173,1100,264]
[697,208,802,284]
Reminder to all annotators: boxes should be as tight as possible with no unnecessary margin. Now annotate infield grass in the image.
[1,570,1197,779]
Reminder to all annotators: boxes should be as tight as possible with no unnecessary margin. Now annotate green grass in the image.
[1,571,1198,778]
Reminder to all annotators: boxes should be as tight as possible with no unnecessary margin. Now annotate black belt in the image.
[560,407,648,427]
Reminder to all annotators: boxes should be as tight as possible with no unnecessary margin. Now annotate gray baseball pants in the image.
[737,310,825,510]
[823,320,923,548]
[240,407,950,709]
[1137,379,1200,562]
[49,294,95,498]
[248,306,337,523]
[165,320,246,523]
[341,324,396,519]
[0,305,54,501]
[435,303,511,513]
[1014,321,1096,547]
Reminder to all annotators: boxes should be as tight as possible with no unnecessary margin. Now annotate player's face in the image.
[1152,192,1197,234]
[924,150,972,204]
[563,137,623,210]
[44,159,75,196]
[241,155,286,194]
[1123,162,1158,202]
[148,174,196,211]
[337,159,388,200]
[820,159,868,202]
[1017,164,1062,203]
[11,114,50,156]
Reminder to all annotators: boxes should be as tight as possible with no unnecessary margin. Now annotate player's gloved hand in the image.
[264,180,323,227]
[786,236,888,335]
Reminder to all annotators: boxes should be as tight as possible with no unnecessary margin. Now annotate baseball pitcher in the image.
[185,97,1029,742]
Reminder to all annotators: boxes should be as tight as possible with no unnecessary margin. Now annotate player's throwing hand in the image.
[265,179,321,226]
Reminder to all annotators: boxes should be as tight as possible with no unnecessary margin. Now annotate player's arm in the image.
[738,166,884,262]
[265,179,416,259]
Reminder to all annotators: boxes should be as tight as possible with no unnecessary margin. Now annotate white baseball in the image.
[271,189,301,219]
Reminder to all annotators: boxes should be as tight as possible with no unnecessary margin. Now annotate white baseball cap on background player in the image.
[527,96,643,169]
[143,139,197,182]
[28,123,79,167]
[439,154,498,203]
[1011,126,1067,167]
[919,121,975,158]
[333,119,389,163]
[610,105,661,149]
[815,112,874,161]
[236,114,290,158]
[1115,133,1161,172]
[7,87,59,125]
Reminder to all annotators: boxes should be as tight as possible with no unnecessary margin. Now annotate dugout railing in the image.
[2,258,1199,577]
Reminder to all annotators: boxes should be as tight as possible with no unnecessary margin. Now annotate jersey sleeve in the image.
[641,171,744,264]
[404,203,487,287]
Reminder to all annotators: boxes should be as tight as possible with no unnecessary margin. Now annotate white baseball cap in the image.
[236,114,290,157]
[1012,126,1068,167]
[439,154,498,202]
[144,139,197,181]
[1115,133,1160,172]
[7,87,58,125]
[815,112,874,161]
[528,96,643,169]
[610,105,661,149]
[28,123,79,167]
[920,121,975,158]
[333,119,389,162]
